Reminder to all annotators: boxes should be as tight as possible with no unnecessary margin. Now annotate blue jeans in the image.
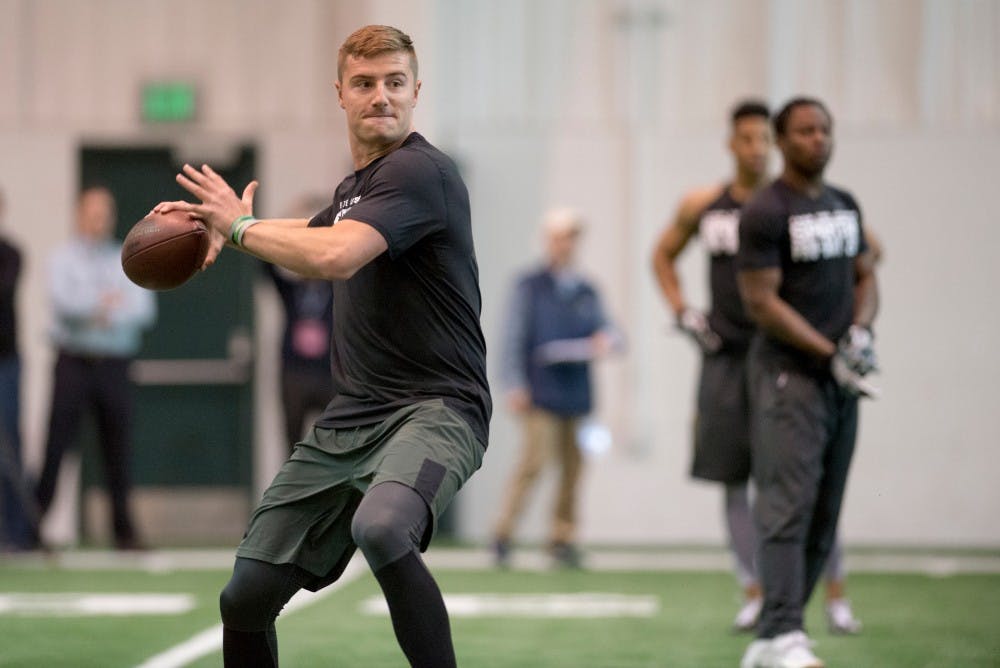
[0,355,34,548]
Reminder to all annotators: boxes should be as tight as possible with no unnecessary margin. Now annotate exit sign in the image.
[142,82,197,122]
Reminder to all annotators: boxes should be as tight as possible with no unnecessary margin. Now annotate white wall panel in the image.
[1,0,998,547]
[0,0,26,124]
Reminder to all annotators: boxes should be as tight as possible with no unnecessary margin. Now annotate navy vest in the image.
[522,270,604,416]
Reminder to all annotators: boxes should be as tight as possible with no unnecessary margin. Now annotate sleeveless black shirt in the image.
[696,186,756,351]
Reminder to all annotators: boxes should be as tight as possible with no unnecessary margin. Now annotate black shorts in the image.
[236,399,483,590]
[691,350,751,484]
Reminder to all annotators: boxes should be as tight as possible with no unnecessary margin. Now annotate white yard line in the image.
[362,592,661,618]
[134,556,366,668]
[425,547,1000,574]
[133,625,225,668]
[0,593,195,616]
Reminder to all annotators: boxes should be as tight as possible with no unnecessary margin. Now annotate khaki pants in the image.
[494,408,583,546]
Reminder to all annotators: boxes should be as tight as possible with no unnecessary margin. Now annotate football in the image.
[121,210,209,290]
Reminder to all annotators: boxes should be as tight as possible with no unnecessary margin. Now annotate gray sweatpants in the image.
[747,341,859,638]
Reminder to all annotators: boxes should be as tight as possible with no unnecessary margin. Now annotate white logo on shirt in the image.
[700,209,740,256]
[335,196,361,223]
[788,210,860,262]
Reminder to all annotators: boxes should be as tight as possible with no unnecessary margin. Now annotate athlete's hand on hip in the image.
[677,308,722,354]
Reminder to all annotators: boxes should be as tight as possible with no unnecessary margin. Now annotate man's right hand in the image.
[677,308,722,354]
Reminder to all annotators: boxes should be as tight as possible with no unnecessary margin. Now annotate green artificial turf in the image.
[2,560,998,667]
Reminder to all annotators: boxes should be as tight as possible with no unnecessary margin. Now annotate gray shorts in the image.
[236,398,484,590]
[691,350,751,483]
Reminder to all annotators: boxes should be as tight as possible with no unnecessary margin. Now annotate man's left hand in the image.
[831,351,880,399]
[153,164,258,268]
[837,324,877,375]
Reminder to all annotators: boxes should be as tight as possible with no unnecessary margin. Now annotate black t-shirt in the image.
[310,133,492,447]
[696,186,755,350]
[738,179,867,369]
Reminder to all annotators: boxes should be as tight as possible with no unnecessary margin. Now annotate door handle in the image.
[130,328,253,386]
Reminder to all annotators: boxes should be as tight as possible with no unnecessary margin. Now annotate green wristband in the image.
[235,218,260,247]
[228,215,256,245]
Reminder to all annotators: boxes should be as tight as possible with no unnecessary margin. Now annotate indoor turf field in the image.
[1,547,998,667]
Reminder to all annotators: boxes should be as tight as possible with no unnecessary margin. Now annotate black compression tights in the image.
[353,482,457,668]
[219,558,309,667]
[219,482,455,668]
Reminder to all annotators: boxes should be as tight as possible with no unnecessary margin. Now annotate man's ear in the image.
[413,80,421,106]
[335,80,345,109]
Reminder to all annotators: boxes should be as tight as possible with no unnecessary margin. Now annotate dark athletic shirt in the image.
[737,179,867,372]
[310,133,491,448]
[696,186,756,351]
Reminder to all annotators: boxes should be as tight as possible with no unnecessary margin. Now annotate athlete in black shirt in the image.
[157,25,489,668]
[652,100,771,629]
[737,98,878,668]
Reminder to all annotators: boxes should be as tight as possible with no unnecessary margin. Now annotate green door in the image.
[78,145,258,546]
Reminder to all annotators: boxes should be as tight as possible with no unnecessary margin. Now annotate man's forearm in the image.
[653,260,686,315]
[752,294,837,360]
[853,272,878,328]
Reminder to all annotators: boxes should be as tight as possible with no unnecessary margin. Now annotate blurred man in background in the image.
[653,99,772,629]
[33,186,156,551]
[0,188,36,552]
[652,100,863,635]
[737,98,878,668]
[265,194,334,449]
[492,208,623,569]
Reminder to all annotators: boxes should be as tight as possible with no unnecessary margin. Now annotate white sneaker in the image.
[770,630,825,668]
[826,598,863,634]
[740,638,773,668]
[733,596,763,633]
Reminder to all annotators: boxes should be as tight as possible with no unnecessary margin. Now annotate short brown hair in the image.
[338,25,417,82]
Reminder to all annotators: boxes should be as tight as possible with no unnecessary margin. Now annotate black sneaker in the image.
[114,537,149,552]
[493,539,511,568]
[550,542,582,569]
